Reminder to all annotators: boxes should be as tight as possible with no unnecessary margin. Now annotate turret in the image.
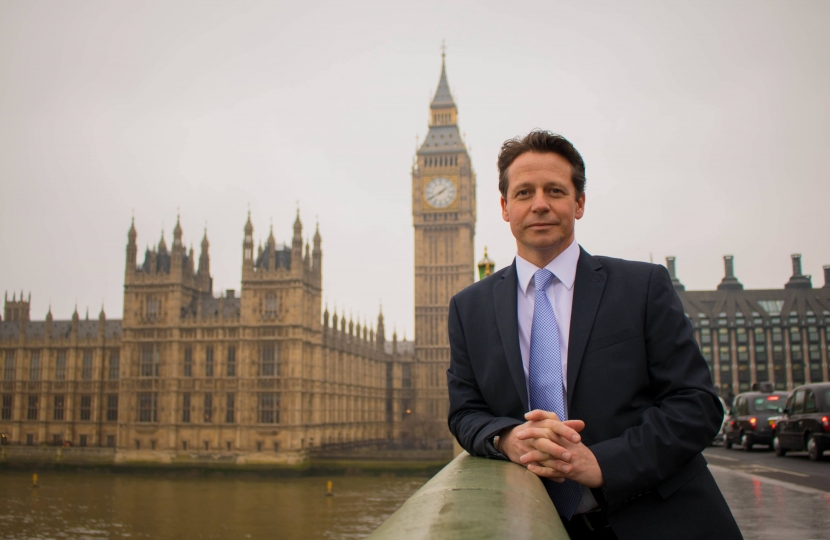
[312,222,322,278]
[198,228,212,293]
[45,305,53,339]
[323,304,330,331]
[376,307,386,348]
[126,218,138,270]
[170,215,184,272]
[243,211,254,271]
[3,291,31,322]
[71,305,80,335]
[98,305,106,338]
[292,209,303,270]
[187,245,196,275]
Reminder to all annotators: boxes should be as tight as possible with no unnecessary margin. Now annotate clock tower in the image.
[412,53,476,432]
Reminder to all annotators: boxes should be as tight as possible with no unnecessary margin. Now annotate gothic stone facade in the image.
[411,54,476,434]
[0,212,417,459]
[0,56,475,455]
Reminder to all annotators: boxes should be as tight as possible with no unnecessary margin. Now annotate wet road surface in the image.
[705,445,830,493]
[712,465,830,540]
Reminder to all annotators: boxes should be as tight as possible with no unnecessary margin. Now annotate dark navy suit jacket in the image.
[447,248,742,540]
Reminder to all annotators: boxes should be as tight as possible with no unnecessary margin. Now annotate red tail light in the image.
[768,419,777,430]
[749,417,757,430]
[822,416,829,433]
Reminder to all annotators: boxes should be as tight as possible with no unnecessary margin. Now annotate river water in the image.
[0,471,427,539]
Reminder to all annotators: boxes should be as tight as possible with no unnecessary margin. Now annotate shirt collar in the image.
[515,239,580,295]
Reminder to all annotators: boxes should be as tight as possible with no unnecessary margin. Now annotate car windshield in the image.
[824,391,830,412]
[752,397,783,413]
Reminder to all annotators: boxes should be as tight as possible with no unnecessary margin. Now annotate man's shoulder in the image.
[593,254,659,274]
[589,252,667,280]
[451,264,512,306]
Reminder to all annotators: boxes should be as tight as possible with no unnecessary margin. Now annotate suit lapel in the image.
[493,260,529,411]
[567,248,606,409]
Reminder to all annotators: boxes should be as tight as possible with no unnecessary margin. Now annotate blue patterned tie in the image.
[528,268,583,520]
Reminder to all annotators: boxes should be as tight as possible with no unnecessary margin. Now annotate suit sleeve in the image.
[447,296,522,457]
[589,264,723,506]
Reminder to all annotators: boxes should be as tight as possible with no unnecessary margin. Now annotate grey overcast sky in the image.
[1,0,828,337]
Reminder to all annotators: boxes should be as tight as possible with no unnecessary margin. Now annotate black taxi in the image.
[725,388,788,451]
[773,382,830,461]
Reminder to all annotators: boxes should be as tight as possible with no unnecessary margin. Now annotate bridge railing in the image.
[367,451,570,540]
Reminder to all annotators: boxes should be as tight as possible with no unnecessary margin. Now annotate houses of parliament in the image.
[3,55,830,460]
[0,55,476,460]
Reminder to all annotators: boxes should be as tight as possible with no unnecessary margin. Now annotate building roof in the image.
[385,339,415,355]
[431,57,455,108]
[419,125,464,155]
[0,320,122,342]
[255,244,292,271]
[0,321,18,340]
[200,296,241,319]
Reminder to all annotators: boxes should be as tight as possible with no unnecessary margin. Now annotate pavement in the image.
[705,446,830,539]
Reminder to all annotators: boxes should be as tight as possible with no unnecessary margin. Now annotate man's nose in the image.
[530,190,550,212]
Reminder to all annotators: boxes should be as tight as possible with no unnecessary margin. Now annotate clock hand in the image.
[434,187,447,197]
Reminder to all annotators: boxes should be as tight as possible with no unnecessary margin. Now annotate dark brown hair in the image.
[497,130,586,199]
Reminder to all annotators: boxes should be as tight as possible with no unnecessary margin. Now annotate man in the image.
[447,131,742,539]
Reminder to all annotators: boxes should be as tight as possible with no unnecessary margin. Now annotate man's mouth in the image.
[527,222,557,229]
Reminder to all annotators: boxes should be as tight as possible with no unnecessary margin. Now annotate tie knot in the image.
[534,269,554,292]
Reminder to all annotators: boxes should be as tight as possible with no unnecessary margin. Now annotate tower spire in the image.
[431,43,454,108]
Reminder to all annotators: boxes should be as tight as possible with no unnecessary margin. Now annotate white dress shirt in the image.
[515,238,598,514]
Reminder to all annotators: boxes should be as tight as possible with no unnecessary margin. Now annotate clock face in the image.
[425,177,457,208]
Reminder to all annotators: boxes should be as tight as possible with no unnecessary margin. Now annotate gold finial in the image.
[477,246,495,280]
[440,39,447,59]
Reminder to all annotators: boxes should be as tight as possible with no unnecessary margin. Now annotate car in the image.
[772,382,830,461]
[712,396,730,446]
[724,389,788,451]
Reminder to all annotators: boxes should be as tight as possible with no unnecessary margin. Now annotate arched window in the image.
[146,296,160,319]
[265,292,277,317]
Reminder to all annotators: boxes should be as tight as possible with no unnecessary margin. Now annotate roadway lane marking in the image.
[709,465,830,496]
[749,465,809,478]
[704,453,740,462]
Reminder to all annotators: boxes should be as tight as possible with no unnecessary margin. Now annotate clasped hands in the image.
[497,409,604,488]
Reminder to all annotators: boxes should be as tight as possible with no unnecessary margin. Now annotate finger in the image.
[515,435,573,461]
[523,414,584,443]
[515,426,555,441]
[529,420,581,444]
[529,439,571,461]
[519,450,574,471]
[524,409,561,422]
[526,463,567,481]
[519,449,554,464]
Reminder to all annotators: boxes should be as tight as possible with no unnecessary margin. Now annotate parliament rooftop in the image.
[669,254,830,400]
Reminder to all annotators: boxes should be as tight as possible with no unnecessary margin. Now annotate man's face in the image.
[500,151,585,265]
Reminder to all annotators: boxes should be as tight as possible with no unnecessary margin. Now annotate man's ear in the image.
[575,193,586,220]
[500,196,509,222]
